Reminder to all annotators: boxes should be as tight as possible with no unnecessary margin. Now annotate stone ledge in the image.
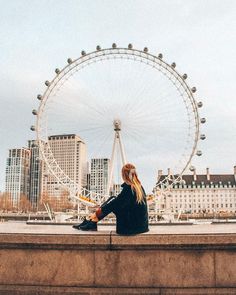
[0,223,236,293]
[0,232,236,250]
[110,232,236,250]
[0,233,111,250]
[0,285,236,295]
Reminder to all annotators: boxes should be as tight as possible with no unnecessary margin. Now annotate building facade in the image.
[43,134,87,197]
[112,183,122,196]
[28,140,42,209]
[5,148,30,206]
[90,158,110,196]
[153,167,236,214]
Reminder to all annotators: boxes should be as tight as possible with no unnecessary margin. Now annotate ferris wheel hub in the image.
[113,119,121,131]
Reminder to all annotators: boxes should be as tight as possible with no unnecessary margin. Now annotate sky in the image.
[0,0,236,192]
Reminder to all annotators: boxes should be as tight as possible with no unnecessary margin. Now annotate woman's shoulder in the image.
[120,183,133,196]
[121,182,132,190]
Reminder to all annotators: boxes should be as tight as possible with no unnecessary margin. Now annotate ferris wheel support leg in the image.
[117,131,127,165]
[106,133,117,196]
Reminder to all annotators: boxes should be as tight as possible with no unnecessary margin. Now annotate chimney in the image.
[206,167,210,181]
[234,166,236,181]
[157,170,162,181]
[167,168,171,176]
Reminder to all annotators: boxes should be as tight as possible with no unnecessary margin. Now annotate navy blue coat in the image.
[97,183,149,235]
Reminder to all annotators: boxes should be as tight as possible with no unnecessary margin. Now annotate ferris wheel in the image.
[31,43,206,206]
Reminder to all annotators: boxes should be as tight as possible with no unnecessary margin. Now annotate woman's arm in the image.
[94,185,128,220]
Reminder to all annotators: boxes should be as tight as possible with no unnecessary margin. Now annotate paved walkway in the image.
[0,221,236,235]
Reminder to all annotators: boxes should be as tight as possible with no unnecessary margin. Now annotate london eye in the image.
[31,44,205,206]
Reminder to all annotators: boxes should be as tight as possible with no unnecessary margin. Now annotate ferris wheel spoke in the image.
[91,129,113,158]
[130,89,184,119]
[61,75,110,119]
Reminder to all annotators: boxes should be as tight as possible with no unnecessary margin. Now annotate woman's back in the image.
[101,183,149,235]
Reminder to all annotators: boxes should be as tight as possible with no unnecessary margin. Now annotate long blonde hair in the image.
[121,163,144,204]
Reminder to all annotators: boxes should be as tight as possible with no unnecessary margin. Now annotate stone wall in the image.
[0,230,236,294]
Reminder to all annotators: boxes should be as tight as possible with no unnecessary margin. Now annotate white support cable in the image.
[117,132,127,166]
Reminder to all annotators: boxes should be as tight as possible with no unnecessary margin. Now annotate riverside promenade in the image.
[0,222,236,295]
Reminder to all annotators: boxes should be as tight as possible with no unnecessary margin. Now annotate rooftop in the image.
[157,174,236,186]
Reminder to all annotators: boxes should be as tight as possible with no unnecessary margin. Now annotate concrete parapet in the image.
[0,223,236,294]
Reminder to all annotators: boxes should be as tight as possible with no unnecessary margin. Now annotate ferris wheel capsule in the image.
[158,53,163,59]
[81,50,86,56]
[32,109,38,115]
[112,43,117,48]
[96,45,101,51]
[183,74,188,80]
[37,94,42,100]
[200,118,206,124]
[171,62,176,68]
[197,101,203,108]
[30,125,36,131]
[55,68,60,74]
[45,80,50,86]
[128,43,133,49]
[189,165,196,172]
[67,58,73,64]
[200,134,206,140]
[196,150,202,156]
[143,47,148,53]
[191,87,197,93]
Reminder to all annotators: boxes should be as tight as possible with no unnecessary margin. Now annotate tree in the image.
[59,190,74,211]
[38,191,50,211]
[18,194,32,213]
[0,192,13,212]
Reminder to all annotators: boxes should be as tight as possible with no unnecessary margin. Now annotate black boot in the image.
[72,217,89,229]
[79,220,97,231]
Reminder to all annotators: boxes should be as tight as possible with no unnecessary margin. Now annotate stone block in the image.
[94,249,215,288]
[215,250,236,287]
[0,249,94,286]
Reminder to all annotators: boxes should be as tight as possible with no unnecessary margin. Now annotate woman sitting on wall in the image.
[73,163,149,235]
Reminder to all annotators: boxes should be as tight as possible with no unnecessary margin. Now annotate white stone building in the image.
[5,148,30,206]
[90,158,110,196]
[153,167,236,214]
[112,183,122,196]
